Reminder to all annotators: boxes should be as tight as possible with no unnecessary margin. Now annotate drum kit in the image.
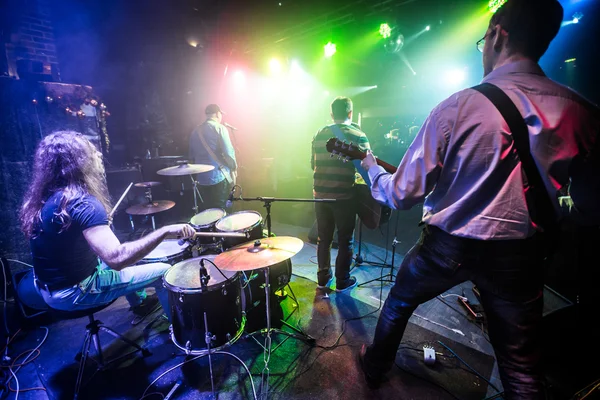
[118,162,313,397]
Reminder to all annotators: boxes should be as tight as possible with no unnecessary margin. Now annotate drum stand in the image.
[234,196,337,398]
[189,175,204,214]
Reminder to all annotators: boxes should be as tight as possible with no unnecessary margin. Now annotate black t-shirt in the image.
[31,191,108,289]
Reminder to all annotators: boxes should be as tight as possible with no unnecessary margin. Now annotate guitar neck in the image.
[374,158,397,174]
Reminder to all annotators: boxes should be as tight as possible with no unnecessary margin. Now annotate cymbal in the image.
[134,181,162,188]
[126,200,175,215]
[214,236,304,272]
[156,163,215,176]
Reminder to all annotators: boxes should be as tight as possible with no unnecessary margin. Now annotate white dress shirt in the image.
[368,60,600,240]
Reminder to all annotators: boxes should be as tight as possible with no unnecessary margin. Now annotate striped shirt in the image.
[312,122,371,199]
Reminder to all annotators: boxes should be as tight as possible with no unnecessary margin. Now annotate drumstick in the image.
[109,182,134,220]
[192,231,247,238]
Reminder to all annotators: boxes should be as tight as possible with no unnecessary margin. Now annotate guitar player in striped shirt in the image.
[311,96,371,292]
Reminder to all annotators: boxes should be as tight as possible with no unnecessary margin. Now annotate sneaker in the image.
[357,344,383,389]
[335,276,357,292]
[317,275,333,290]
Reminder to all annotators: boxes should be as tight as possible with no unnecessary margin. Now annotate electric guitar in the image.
[325,138,396,229]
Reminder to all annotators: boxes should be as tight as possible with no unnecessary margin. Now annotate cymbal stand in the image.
[203,312,216,399]
[234,195,336,399]
[189,175,204,214]
[144,187,157,231]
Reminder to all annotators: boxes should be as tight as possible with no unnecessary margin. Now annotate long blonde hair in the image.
[20,131,112,238]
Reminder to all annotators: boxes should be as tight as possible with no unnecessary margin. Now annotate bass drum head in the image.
[164,254,237,291]
[190,208,226,228]
[215,211,262,232]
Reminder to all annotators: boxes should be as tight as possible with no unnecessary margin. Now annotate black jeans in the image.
[198,179,231,211]
[315,199,357,286]
[364,226,545,400]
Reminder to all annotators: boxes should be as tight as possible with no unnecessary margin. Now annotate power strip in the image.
[423,345,436,366]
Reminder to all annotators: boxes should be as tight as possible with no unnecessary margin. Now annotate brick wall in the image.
[4,0,59,80]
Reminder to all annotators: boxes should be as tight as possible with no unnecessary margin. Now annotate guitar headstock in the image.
[325,138,366,162]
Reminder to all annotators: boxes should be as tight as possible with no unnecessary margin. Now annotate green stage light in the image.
[379,23,392,39]
[488,0,507,14]
[324,42,337,58]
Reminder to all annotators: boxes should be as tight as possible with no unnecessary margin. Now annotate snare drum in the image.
[136,239,191,266]
[163,254,245,354]
[189,208,226,245]
[215,210,264,250]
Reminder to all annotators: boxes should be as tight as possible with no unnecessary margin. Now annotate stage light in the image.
[379,23,392,39]
[233,70,245,83]
[269,58,282,73]
[488,0,507,14]
[384,34,404,53]
[444,68,467,86]
[565,58,576,63]
[425,25,431,31]
[572,12,583,24]
[324,42,337,58]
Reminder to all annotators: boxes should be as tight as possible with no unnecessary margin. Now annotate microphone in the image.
[225,186,236,208]
[224,122,238,131]
[199,259,209,288]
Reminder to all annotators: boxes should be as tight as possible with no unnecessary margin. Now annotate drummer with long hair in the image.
[19,131,195,320]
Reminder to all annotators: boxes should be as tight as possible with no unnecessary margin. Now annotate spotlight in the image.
[379,23,392,39]
[384,34,404,53]
[444,68,467,86]
[488,0,507,14]
[572,12,583,24]
[425,25,431,31]
[269,58,282,73]
[324,42,337,58]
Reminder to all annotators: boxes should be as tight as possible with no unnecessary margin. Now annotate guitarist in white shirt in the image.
[357,0,600,397]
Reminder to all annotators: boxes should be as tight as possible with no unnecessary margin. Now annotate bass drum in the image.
[215,210,264,250]
[136,239,191,266]
[163,254,245,354]
[242,259,292,311]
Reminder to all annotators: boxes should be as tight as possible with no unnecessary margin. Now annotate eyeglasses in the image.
[476,36,486,53]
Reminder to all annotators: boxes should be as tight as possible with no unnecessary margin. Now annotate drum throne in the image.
[48,301,151,399]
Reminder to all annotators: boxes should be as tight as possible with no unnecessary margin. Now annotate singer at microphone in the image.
[224,122,238,131]
[188,103,239,210]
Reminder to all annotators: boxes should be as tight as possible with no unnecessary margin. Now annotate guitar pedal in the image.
[458,297,484,321]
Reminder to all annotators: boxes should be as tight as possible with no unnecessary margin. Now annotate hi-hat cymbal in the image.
[126,200,175,215]
[156,163,215,176]
[214,236,304,272]
[134,181,162,188]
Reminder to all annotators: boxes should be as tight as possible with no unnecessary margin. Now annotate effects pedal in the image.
[458,296,484,321]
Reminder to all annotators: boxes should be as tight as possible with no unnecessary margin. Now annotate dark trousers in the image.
[315,199,357,286]
[364,226,545,400]
[198,179,231,211]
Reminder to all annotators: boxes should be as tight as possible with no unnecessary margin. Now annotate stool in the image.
[49,301,152,399]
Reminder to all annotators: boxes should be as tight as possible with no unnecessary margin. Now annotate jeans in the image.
[197,178,231,210]
[37,261,172,320]
[363,226,545,400]
[315,199,357,286]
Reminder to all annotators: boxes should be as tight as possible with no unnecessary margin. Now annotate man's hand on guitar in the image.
[361,150,377,172]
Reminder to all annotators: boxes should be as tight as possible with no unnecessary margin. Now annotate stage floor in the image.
[4,220,584,400]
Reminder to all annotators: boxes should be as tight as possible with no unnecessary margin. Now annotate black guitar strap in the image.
[472,83,557,234]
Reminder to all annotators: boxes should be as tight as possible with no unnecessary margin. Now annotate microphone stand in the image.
[233,196,335,238]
